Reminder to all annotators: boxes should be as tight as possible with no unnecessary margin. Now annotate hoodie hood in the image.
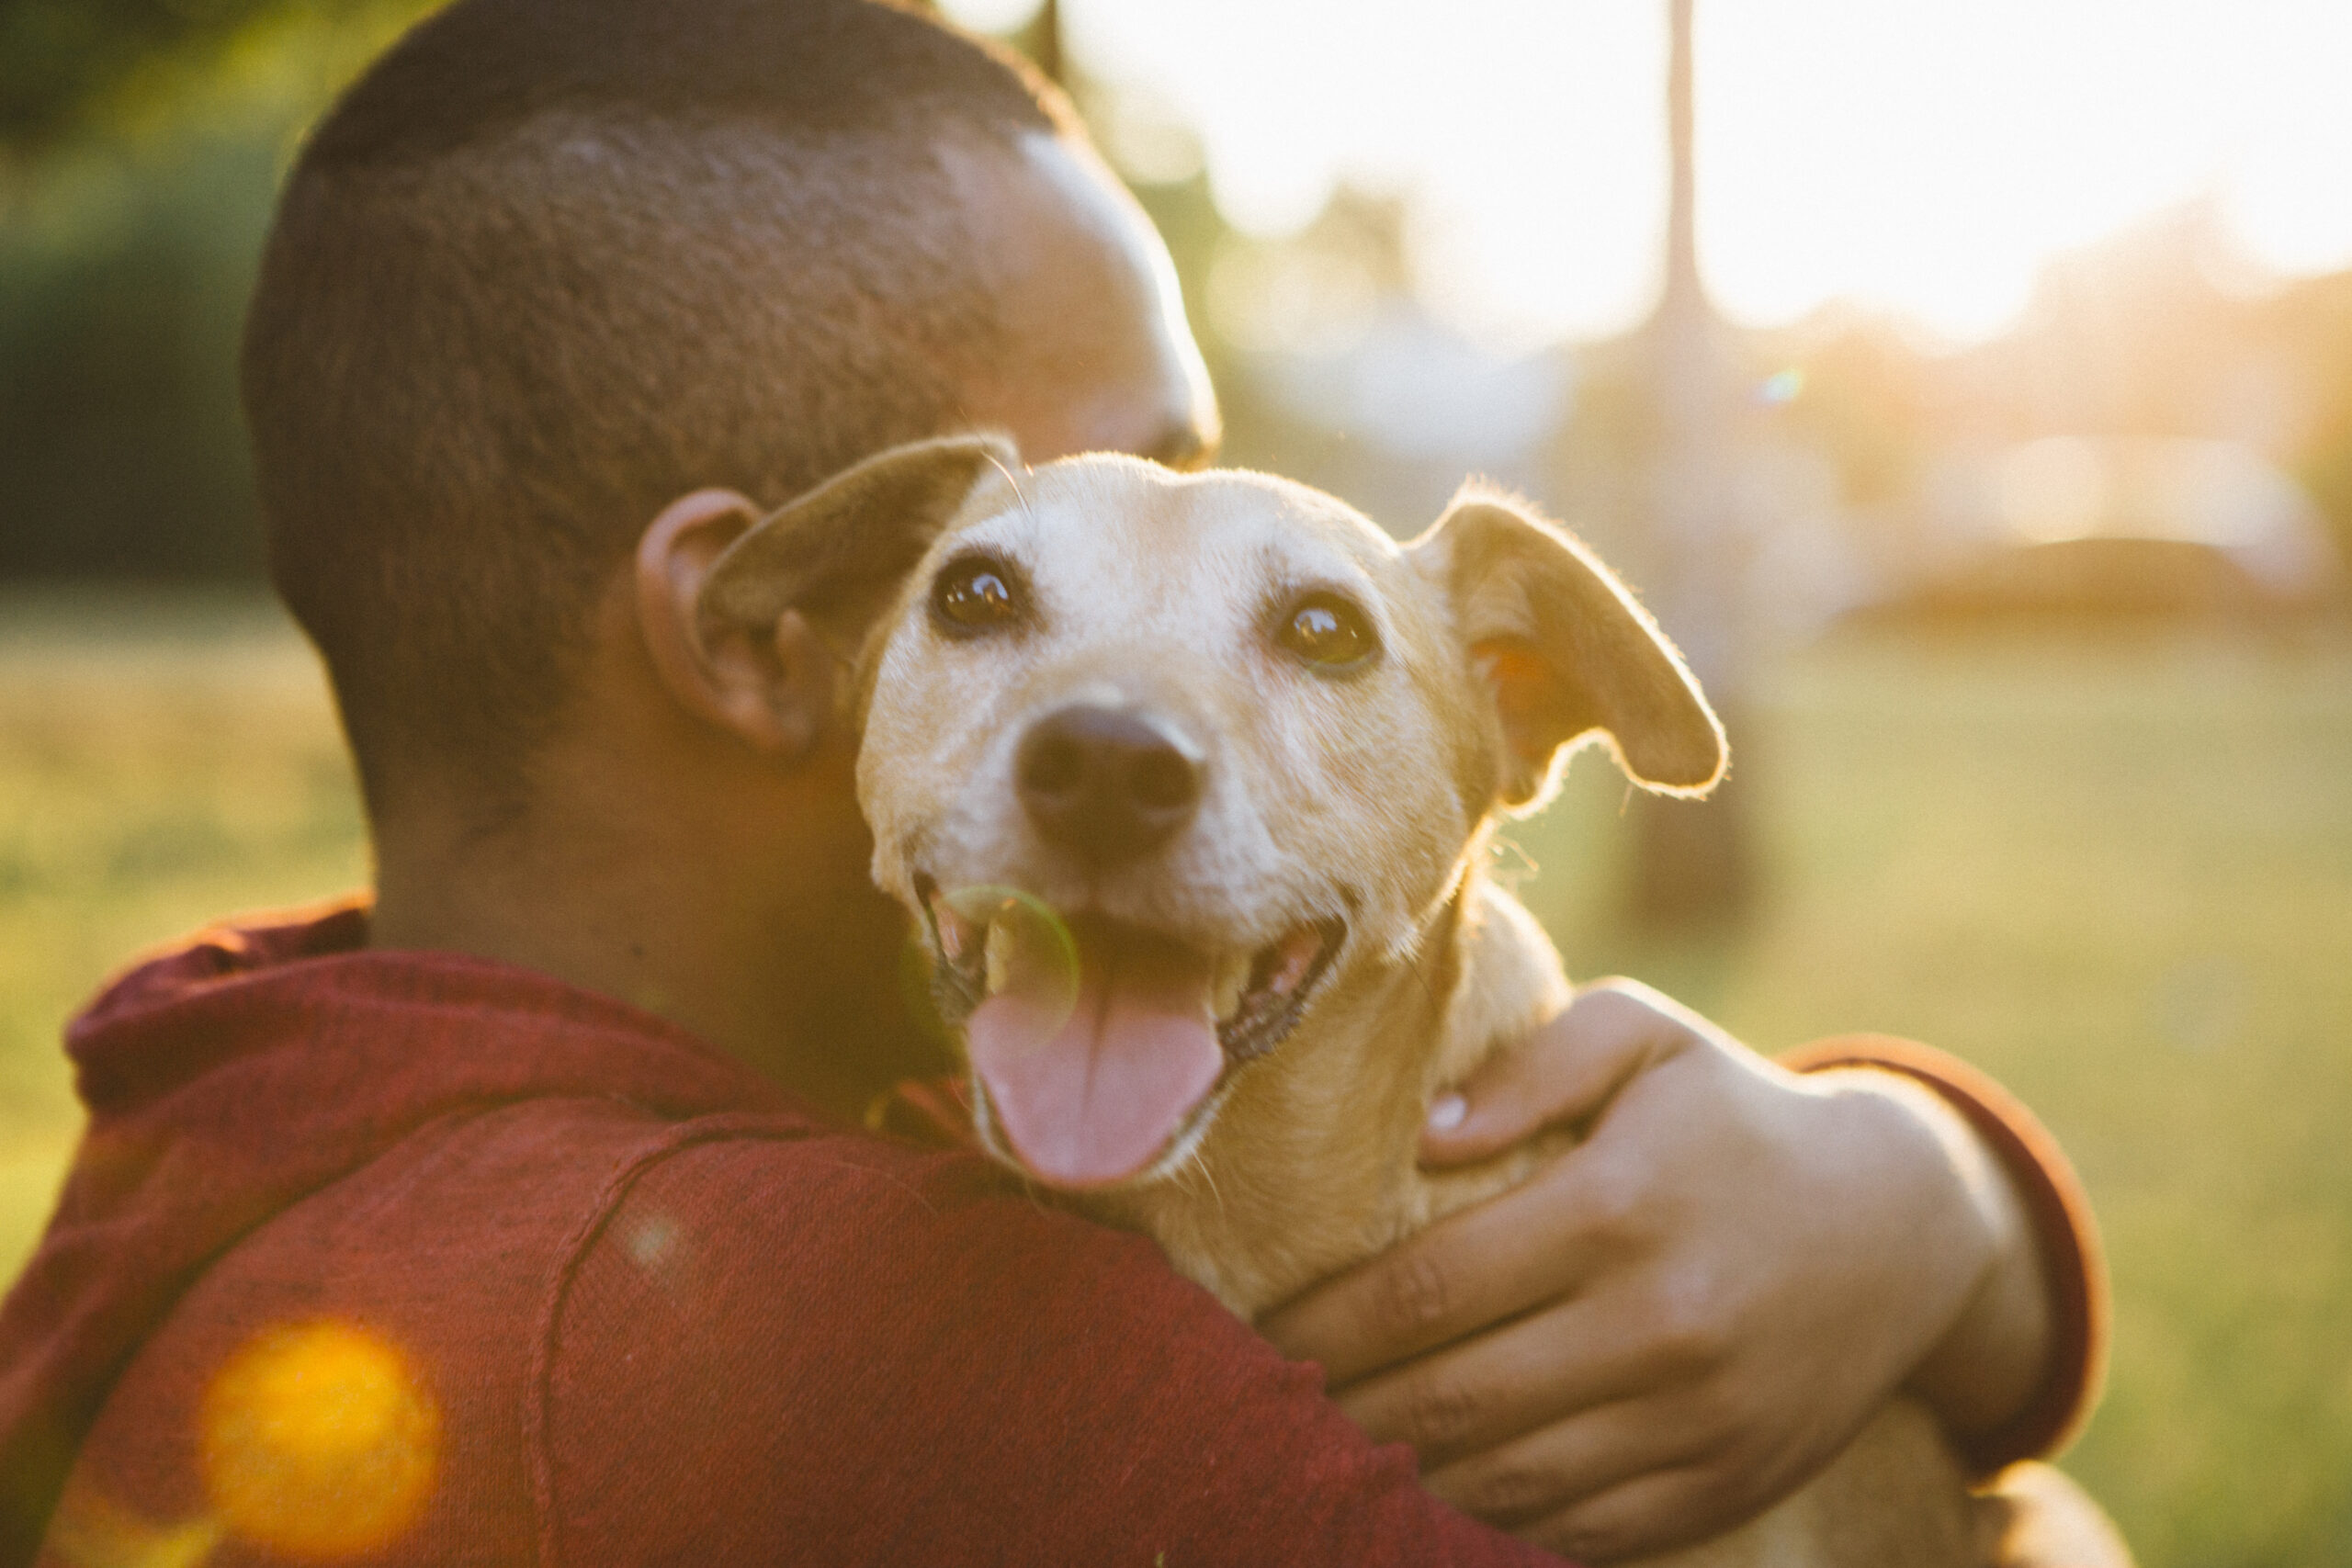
[0,900,801,1565]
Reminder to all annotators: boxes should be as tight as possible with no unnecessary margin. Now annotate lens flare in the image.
[42,1483,219,1568]
[939,885,1082,1054]
[199,1320,439,1560]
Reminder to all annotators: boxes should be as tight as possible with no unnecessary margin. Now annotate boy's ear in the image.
[636,434,1019,756]
[1407,488,1725,813]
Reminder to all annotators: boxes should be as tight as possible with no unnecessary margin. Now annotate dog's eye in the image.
[1277,593,1378,671]
[932,555,1024,636]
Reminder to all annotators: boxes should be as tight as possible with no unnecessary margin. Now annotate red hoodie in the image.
[0,904,1577,1566]
[0,905,2103,1565]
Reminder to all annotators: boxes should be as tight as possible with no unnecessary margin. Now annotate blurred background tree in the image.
[0,0,426,579]
[4,0,325,146]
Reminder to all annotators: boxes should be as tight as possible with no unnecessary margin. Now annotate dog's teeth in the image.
[1212,953,1251,1021]
[984,917,1017,997]
[930,892,975,964]
[1269,927,1324,995]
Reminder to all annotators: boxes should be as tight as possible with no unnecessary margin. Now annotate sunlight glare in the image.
[1047,0,2352,345]
[939,0,1046,38]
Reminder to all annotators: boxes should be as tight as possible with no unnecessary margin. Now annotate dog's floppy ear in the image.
[698,433,1021,656]
[1408,488,1725,812]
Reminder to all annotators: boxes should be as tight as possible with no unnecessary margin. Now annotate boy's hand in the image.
[1258,980,2050,1562]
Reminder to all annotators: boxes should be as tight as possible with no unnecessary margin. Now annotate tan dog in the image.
[699,435,1982,1567]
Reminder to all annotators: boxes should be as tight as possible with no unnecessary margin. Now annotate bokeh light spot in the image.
[942,885,1082,1055]
[199,1321,439,1560]
[44,1483,220,1568]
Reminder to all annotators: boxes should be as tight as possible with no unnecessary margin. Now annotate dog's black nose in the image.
[1016,705,1204,863]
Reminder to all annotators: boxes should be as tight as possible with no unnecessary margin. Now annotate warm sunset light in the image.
[199,1321,440,1560]
[951,0,2352,346]
[3,4,2348,1565]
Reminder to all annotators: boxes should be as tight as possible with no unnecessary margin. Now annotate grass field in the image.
[2,590,2347,1566]
[0,592,367,1279]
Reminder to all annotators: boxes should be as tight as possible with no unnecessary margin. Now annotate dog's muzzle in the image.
[914,875,1348,1189]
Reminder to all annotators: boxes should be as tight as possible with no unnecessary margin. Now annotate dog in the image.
[697,434,1984,1567]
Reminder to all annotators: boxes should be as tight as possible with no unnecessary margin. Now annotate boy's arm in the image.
[1260,982,2103,1563]
[1778,1032,2106,1473]
[540,1133,1576,1567]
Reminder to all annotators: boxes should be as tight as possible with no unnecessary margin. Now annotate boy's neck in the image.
[367,729,930,1125]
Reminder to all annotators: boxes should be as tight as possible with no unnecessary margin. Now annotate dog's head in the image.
[700,435,1723,1190]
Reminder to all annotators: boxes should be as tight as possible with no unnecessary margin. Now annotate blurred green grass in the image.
[0,589,366,1280]
[1,591,2347,1565]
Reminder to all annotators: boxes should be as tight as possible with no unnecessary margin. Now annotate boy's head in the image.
[243,0,1216,820]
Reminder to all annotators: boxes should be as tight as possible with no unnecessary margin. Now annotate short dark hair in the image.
[243,0,1068,816]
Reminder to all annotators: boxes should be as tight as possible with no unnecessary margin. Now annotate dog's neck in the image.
[1081,847,1573,1318]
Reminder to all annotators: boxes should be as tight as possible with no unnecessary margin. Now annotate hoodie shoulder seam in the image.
[523,1115,823,1568]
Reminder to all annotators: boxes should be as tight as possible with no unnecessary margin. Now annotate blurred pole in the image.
[927,0,1062,85]
[1629,0,1754,926]
[1031,0,1063,85]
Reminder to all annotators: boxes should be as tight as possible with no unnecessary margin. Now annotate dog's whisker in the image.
[1187,1146,1226,1221]
[981,449,1031,516]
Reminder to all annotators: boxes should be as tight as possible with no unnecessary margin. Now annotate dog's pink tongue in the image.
[967,919,1221,1189]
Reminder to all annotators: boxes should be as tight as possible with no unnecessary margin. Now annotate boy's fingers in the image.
[1419,980,1691,1168]
[1516,1461,1763,1564]
[1329,1292,1666,1468]
[1419,1397,1730,1546]
[1259,1157,1600,1384]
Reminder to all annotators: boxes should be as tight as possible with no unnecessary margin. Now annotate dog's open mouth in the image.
[917,876,1344,1189]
